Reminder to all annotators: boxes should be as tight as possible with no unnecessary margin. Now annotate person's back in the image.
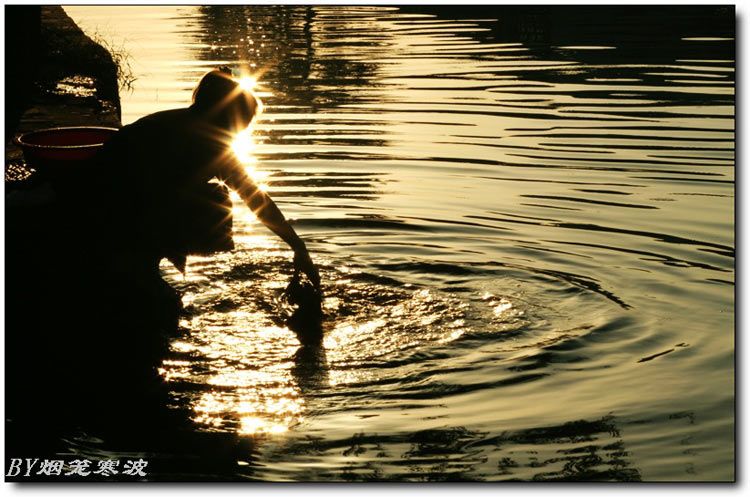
[100,107,221,197]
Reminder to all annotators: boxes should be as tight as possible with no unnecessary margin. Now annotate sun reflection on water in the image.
[183,319,306,435]
[159,238,536,438]
[239,416,289,435]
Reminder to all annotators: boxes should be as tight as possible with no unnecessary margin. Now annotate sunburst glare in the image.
[231,127,256,165]
[237,76,257,92]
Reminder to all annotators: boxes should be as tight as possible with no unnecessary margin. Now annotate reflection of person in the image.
[96,67,319,289]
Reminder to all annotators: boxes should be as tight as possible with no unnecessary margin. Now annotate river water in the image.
[65,5,734,481]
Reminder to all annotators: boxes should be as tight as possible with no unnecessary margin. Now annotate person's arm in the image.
[221,163,320,288]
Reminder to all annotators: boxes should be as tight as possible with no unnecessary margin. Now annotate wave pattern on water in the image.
[66,5,734,481]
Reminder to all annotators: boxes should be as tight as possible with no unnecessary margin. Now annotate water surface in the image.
[65,5,734,481]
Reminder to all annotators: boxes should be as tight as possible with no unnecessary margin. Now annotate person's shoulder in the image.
[113,108,197,145]
[101,108,192,157]
[130,108,192,128]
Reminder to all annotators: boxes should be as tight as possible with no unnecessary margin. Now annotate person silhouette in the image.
[94,67,320,295]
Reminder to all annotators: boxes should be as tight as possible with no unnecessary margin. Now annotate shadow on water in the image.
[291,344,330,395]
[400,5,734,77]
[194,5,386,111]
[255,414,641,481]
[194,5,392,157]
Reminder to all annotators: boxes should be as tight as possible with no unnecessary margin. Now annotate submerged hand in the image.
[294,250,321,290]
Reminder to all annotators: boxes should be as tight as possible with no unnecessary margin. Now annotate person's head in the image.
[191,67,259,131]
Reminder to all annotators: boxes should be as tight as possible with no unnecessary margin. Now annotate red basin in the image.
[14,126,119,173]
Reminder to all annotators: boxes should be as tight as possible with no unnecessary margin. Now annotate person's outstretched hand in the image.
[294,249,321,291]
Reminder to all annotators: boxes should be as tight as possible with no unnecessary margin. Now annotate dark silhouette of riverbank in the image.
[4,6,195,476]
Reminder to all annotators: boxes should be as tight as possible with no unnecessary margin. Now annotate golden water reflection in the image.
[160,259,307,436]
[178,252,533,433]
[158,230,564,438]
[176,316,306,435]
[159,244,479,436]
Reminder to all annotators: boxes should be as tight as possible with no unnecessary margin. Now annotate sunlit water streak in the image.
[66,5,733,481]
